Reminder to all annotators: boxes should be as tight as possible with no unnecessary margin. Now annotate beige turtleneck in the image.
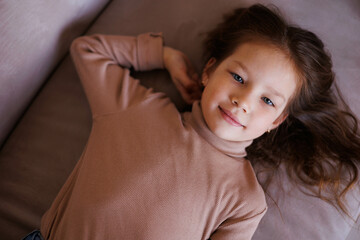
[40,33,267,240]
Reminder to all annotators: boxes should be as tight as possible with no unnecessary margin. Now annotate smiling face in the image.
[200,41,298,142]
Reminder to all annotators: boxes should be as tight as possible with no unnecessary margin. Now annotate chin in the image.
[214,130,242,142]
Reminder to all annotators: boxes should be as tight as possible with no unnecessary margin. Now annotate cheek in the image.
[252,108,277,126]
[202,84,220,105]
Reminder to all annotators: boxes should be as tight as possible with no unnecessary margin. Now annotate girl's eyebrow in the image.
[267,86,285,102]
[233,60,249,74]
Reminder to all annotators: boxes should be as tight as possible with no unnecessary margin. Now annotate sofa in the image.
[0,0,359,239]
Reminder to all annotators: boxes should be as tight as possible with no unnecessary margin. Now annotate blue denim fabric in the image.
[22,230,45,240]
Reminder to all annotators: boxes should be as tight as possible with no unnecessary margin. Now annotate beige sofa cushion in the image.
[0,0,110,147]
[0,0,109,239]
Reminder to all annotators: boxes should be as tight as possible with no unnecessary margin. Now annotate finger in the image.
[180,87,195,104]
[191,72,199,81]
[172,77,194,104]
[189,88,202,101]
[181,83,202,104]
[174,70,197,90]
[185,58,200,81]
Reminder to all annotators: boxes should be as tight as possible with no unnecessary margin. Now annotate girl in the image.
[24,3,360,240]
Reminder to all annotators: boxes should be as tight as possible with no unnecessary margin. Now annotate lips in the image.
[218,106,244,127]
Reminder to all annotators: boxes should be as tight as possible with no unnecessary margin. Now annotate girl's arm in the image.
[70,33,163,117]
[210,206,267,240]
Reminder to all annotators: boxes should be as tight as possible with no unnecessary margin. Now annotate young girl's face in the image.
[201,41,297,142]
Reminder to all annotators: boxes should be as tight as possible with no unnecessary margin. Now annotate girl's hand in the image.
[163,46,202,104]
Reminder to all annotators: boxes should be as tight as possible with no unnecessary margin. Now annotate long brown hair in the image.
[203,4,360,218]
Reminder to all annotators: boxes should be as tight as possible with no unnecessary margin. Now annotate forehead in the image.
[226,41,298,100]
[230,41,291,69]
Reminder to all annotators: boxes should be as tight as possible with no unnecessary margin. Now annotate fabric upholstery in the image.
[0,0,109,238]
[0,0,110,147]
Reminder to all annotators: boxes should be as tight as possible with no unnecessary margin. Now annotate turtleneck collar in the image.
[184,101,253,159]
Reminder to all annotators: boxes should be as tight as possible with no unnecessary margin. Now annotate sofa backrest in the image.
[0,0,110,147]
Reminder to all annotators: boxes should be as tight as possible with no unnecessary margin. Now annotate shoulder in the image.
[240,159,267,213]
[235,159,266,199]
[223,158,267,218]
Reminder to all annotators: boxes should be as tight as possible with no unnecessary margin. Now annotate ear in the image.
[269,113,288,130]
[201,57,216,86]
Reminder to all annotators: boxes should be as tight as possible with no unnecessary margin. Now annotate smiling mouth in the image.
[218,106,244,128]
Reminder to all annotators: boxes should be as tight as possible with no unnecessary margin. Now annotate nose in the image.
[231,96,250,113]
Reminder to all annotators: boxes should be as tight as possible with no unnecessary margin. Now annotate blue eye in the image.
[262,97,275,107]
[231,73,244,84]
